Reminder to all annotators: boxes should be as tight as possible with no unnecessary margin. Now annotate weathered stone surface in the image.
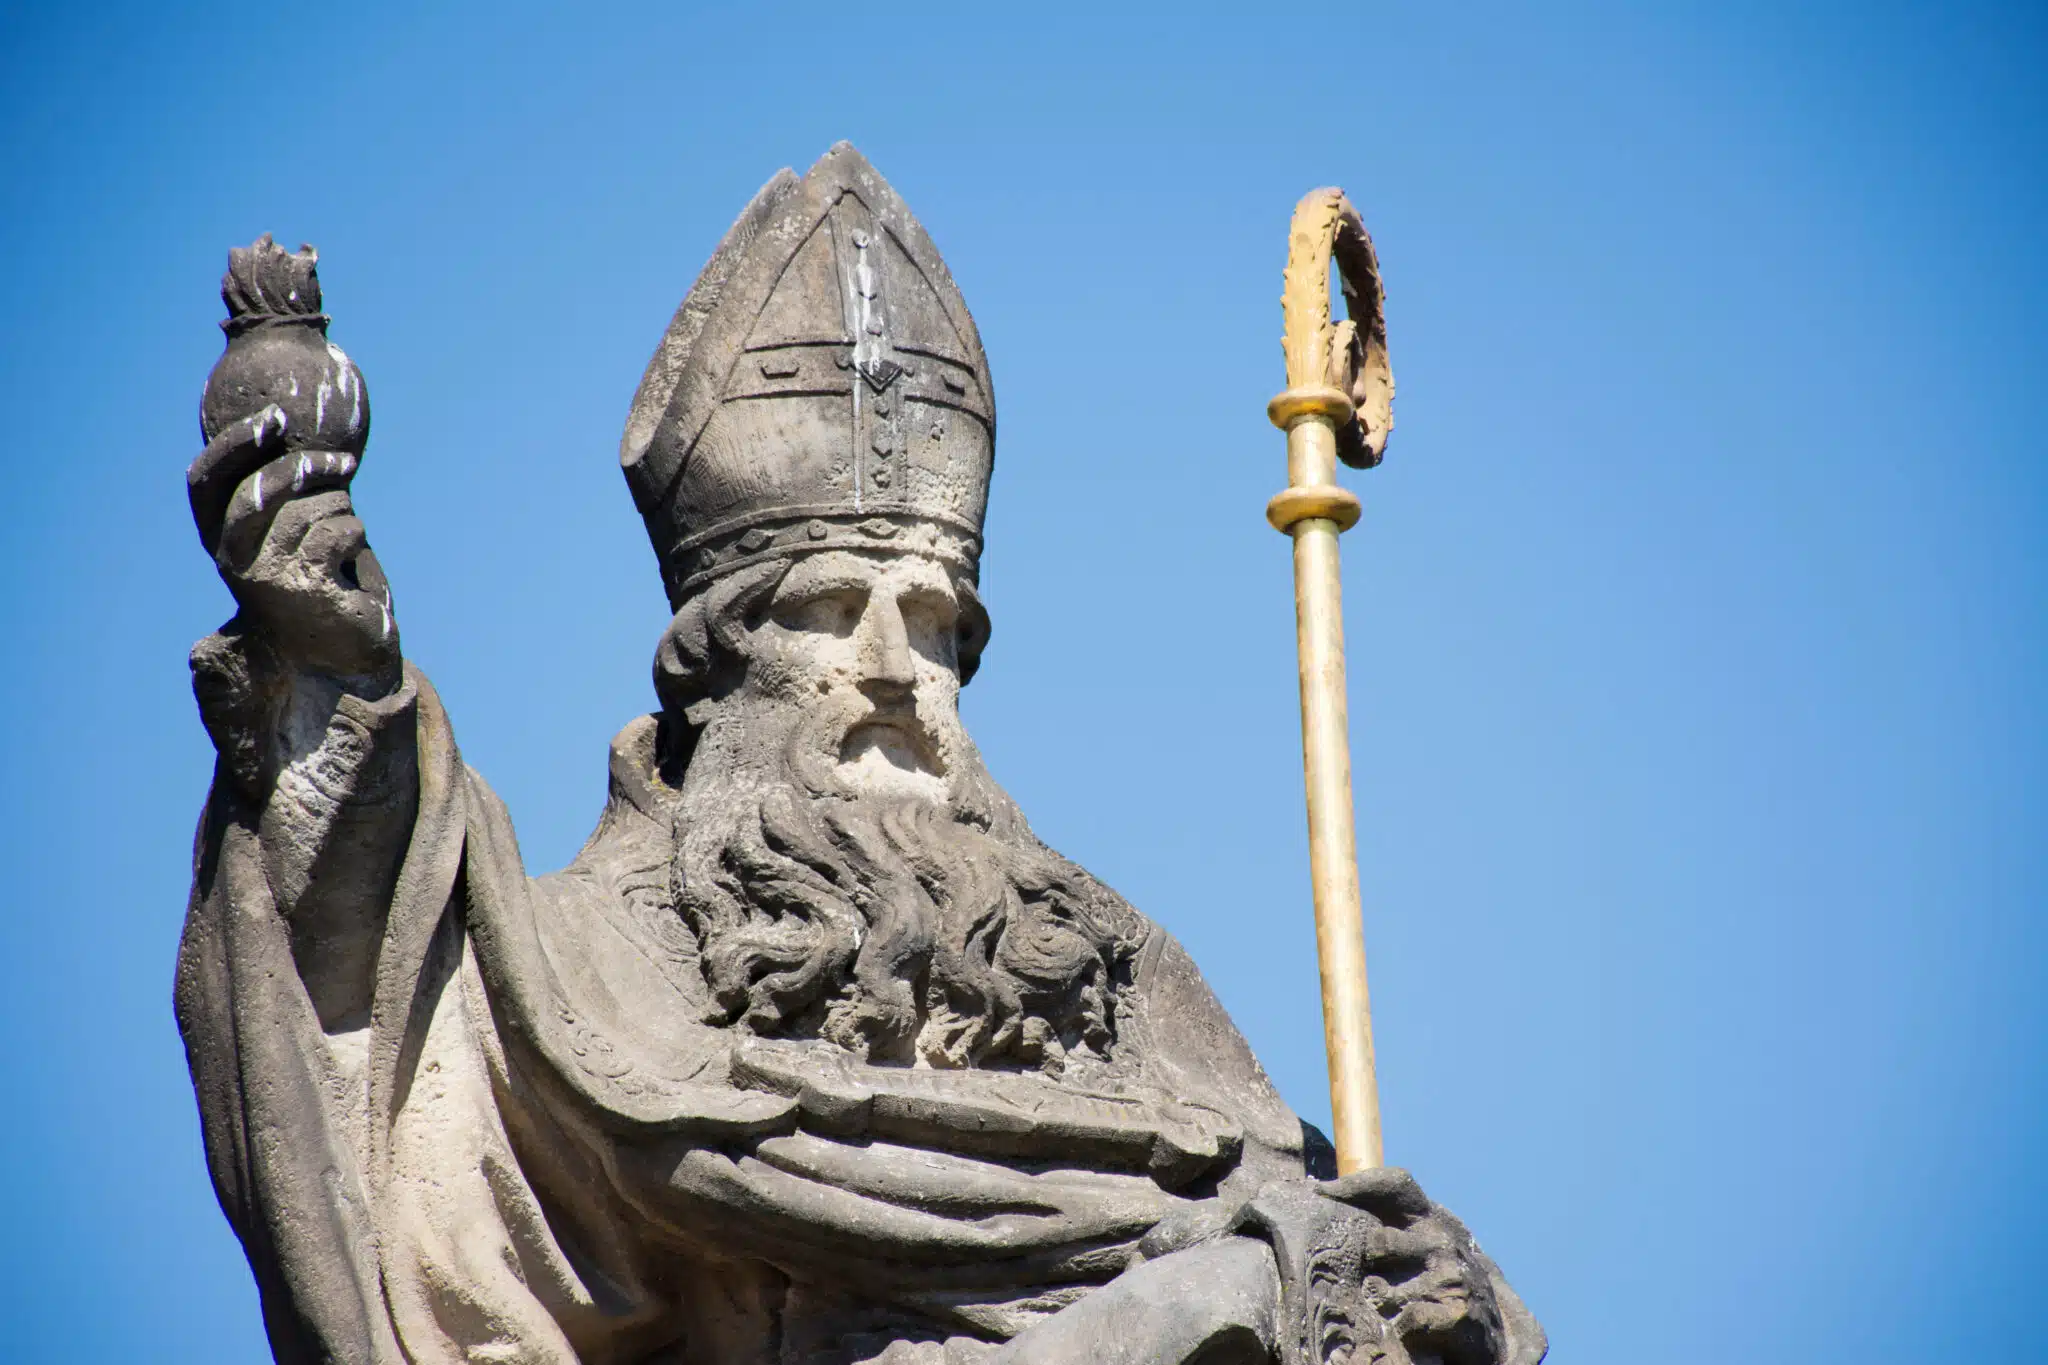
[176,142,1544,1365]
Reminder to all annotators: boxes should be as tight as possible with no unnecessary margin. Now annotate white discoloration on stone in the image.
[252,406,284,446]
[324,343,363,431]
[844,230,892,514]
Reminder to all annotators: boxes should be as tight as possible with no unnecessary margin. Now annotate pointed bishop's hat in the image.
[622,143,996,612]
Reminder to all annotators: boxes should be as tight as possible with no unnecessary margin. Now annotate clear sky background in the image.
[2,3,2042,1361]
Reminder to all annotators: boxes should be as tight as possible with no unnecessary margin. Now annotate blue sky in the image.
[2,3,2042,1361]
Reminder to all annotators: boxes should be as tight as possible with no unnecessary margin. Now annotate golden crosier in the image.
[1267,188,1392,1175]
[1276,188,1393,447]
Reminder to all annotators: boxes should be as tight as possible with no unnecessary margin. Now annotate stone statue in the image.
[177,143,1545,1365]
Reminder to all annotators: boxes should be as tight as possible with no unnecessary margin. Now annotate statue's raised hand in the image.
[188,407,396,682]
[188,235,398,688]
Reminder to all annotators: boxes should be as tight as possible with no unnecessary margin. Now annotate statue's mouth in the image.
[839,710,945,781]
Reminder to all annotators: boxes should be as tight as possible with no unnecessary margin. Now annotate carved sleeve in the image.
[191,622,421,1030]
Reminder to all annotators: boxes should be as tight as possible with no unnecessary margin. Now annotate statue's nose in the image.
[857,594,917,702]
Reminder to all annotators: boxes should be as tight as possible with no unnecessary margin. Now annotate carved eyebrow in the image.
[775,563,874,598]
[898,578,958,605]
[889,558,958,594]
[781,558,956,593]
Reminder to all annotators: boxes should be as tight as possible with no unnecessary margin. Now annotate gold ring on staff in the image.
[1266,385,1356,431]
[1266,484,1363,533]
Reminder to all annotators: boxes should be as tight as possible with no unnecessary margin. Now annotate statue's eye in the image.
[901,591,959,662]
[778,589,861,637]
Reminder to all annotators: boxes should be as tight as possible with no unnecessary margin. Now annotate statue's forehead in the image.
[778,549,955,595]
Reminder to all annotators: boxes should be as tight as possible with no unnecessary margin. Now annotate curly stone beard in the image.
[670,691,1143,1072]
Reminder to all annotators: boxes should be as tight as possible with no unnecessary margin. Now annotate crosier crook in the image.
[1266,188,1396,1175]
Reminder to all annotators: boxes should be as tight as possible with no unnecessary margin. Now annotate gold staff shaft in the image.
[1266,189,1394,1174]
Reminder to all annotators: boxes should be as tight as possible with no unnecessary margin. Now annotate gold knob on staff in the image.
[1268,188,1394,1175]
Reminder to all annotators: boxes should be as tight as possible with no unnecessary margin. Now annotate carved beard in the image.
[670,693,1142,1073]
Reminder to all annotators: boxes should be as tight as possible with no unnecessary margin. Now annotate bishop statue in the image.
[176,143,1544,1365]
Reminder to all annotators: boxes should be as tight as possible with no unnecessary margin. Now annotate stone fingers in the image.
[1318,1165,1433,1225]
[213,456,359,577]
[191,406,362,568]
[188,405,288,554]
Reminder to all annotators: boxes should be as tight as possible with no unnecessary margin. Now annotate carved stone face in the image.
[736,549,972,805]
[663,545,1138,1065]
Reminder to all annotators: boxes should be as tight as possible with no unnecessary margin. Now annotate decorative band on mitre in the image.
[663,501,983,605]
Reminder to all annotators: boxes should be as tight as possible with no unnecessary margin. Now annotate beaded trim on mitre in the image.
[663,502,982,605]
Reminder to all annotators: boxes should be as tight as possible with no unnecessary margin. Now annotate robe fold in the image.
[177,664,1325,1364]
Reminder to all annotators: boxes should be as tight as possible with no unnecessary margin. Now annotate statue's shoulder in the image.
[598,712,680,828]
[512,714,708,1016]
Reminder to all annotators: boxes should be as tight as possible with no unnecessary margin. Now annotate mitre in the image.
[622,142,996,613]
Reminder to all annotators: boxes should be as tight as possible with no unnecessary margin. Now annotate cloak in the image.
[177,666,1315,1364]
